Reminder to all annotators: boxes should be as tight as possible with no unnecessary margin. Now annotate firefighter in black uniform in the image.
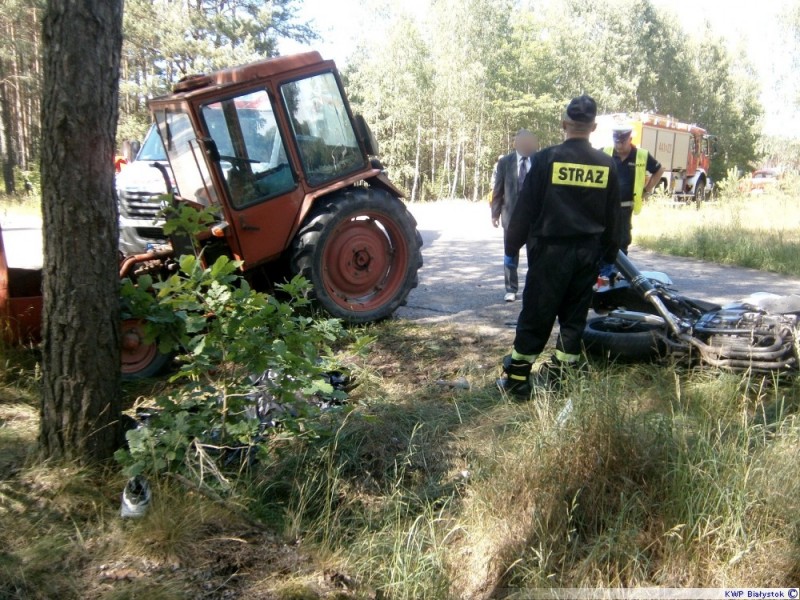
[498,95,621,396]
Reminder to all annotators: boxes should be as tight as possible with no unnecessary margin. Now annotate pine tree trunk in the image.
[10,21,28,170]
[30,7,42,162]
[0,77,16,195]
[450,139,461,199]
[473,94,486,202]
[39,0,124,462]
[411,116,421,202]
[430,117,436,194]
[442,128,451,198]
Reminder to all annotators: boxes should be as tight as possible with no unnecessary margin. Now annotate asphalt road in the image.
[396,200,800,334]
[3,202,799,336]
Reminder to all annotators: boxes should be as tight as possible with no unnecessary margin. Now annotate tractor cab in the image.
[147,52,422,323]
[150,53,379,268]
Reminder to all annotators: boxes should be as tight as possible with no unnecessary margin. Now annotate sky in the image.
[279,0,799,138]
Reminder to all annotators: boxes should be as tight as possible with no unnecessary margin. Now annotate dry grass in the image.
[259,322,800,598]
[634,187,800,275]
[0,347,352,599]
[1,321,799,598]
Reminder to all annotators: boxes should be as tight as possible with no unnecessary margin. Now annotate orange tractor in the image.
[1,52,423,377]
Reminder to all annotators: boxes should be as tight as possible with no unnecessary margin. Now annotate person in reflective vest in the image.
[497,95,621,397]
[599,123,664,275]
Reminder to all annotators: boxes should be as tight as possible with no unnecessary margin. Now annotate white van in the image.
[116,125,170,255]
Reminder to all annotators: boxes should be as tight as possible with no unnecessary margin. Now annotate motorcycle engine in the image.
[695,307,797,350]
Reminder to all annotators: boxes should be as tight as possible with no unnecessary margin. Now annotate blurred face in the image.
[613,132,632,156]
[515,133,539,157]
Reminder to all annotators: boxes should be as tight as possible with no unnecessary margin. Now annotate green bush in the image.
[115,254,348,482]
[714,166,747,202]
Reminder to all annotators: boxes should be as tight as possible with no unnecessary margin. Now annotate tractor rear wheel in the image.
[290,188,423,323]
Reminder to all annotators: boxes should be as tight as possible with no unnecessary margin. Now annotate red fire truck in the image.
[592,112,717,202]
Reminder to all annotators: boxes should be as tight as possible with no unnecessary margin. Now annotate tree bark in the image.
[411,116,421,202]
[450,139,461,199]
[9,19,28,171]
[0,77,16,195]
[39,0,124,462]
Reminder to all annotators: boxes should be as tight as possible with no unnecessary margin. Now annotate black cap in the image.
[565,95,597,123]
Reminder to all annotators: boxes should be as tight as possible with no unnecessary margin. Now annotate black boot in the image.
[497,355,533,398]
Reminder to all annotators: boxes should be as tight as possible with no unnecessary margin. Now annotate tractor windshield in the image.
[280,72,365,186]
[200,90,296,209]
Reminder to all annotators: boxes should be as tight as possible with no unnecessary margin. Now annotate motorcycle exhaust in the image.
[615,251,684,337]
[608,310,667,327]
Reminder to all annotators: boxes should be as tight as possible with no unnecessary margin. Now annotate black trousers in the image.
[513,237,600,357]
[619,207,633,253]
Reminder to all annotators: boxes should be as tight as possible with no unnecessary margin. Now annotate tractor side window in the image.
[137,124,167,161]
[281,72,366,187]
[154,109,216,206]
[201,90,295,209]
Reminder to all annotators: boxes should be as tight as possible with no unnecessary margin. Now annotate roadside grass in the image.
[1,321,799,597]
[634,189,800,276]
[255,322,800,597]
[0,192,41,219]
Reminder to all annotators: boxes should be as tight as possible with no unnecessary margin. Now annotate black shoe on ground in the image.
[497,354,533,398]
[496,375,532,398]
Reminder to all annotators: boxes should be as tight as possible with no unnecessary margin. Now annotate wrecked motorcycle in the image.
[584,252,799,373]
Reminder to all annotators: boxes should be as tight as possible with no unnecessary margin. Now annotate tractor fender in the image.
[293,167,406,239]
[366,171,407,199]
[0,221,43,344]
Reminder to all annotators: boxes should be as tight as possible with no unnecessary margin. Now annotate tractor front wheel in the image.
[120,319,171,380]
[290,188,423,323]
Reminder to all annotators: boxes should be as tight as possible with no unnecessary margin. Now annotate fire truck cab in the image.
[592,113,717,202]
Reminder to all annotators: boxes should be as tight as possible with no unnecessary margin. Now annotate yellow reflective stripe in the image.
[633,149,648,215]
[512,349,537,363]
[509,374,528,381]
[605,147,648,214]
[552,162,610,189]
[555,350,580,364]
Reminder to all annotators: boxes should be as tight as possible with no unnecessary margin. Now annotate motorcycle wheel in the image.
[583,317,667,361]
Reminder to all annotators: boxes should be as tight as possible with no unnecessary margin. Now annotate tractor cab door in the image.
[199,72,368,269]
[198,89,304,268]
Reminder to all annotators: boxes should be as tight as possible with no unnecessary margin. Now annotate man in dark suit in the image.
[491,129,539,302]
